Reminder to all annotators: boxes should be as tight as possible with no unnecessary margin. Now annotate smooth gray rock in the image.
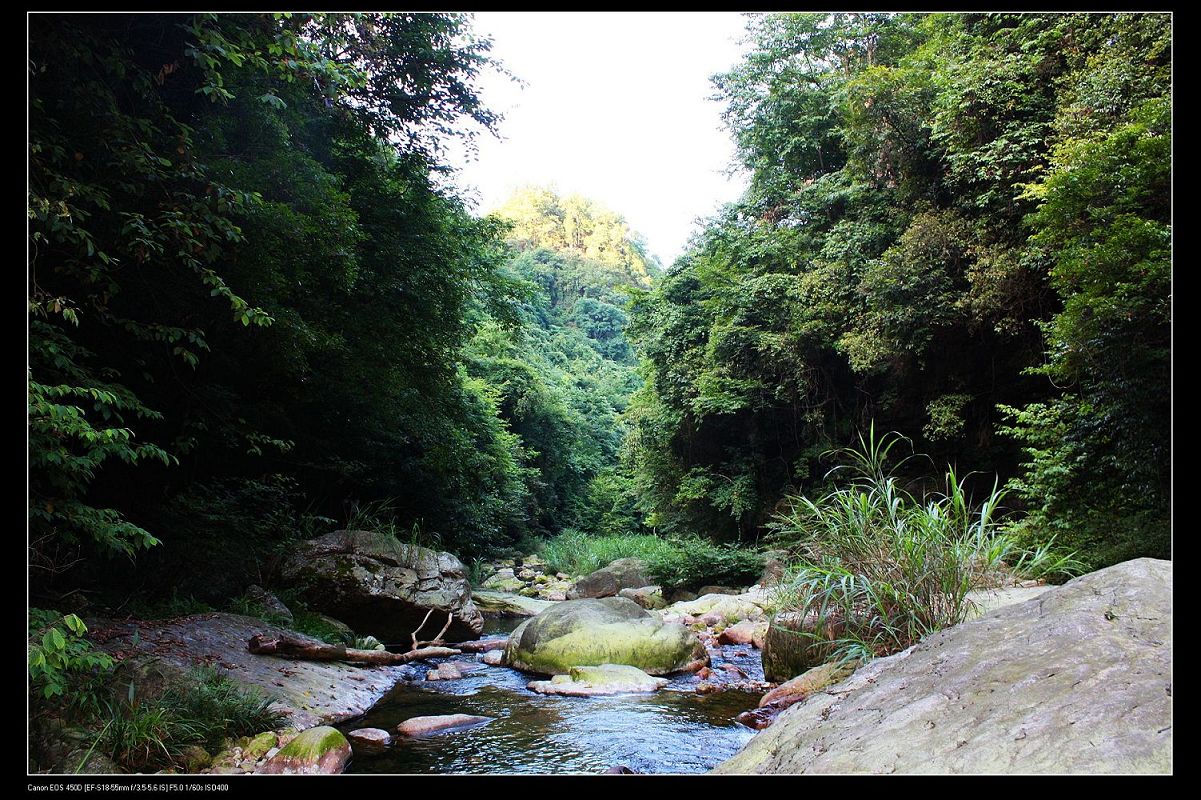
[714,558,1172,775]
[472,589,555,617]
[91,612,411,729]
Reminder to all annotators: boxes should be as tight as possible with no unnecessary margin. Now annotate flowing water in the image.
[339,618,762,775]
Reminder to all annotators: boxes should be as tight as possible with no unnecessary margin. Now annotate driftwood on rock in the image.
[248,634,459,665]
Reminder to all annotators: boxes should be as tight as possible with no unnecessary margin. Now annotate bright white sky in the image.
[447,12,753,268]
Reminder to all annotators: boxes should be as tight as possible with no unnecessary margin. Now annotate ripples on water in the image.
[340,617,762,775]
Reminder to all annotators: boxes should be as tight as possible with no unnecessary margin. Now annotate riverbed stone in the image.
[472,589,554,617]
[256,726,351,774]
[347,728,392,754]
[279,529,483,642]
[717,620,765,646]
[618,585,667,610]
[503,597,707,676]
[396,714,494,737]
[758,661,857,710]
[666,594,767,626]
[528,664,669,696]
[482,575,525,593]
[567,558,652,599]
[714,558,1173,775]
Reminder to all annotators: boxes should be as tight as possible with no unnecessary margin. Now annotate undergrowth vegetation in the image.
[541,529,764,592]
[769,428,1082,664]
[97,667,285,772]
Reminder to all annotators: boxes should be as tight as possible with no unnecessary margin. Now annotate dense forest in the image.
[624,12,1170,570]
[28,10,1171,603]
[29,14,658,606]
[29,13,1169,771]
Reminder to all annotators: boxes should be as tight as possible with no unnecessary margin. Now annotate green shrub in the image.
[541,529,764,592]
[769,427,1082,664]
[28,609,114,718]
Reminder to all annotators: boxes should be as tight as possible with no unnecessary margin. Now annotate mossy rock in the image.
[256,726,350,775]
[242,731,277,760]
[503,597,706,676]
[528,664,669,696]
[178,745,212,772]
[278,530,482,642]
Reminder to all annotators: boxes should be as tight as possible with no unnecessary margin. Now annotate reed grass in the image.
[769,425,1082,663]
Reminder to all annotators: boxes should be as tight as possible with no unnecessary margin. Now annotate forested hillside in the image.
[27,11,1171,779]
[29,15,648,605]
[624,12,1170,570]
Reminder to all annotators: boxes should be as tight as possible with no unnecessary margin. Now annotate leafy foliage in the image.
[626,12,1170,568]
[28,609,114,713]
[100,666,285,771]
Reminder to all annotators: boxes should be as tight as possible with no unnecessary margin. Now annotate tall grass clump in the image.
[769,426,1082,664]
[98,666,286,771]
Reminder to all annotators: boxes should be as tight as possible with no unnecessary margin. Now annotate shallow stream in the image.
[339,618,762,775]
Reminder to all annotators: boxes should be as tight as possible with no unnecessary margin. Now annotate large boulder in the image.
[503,597,707,676]
[278,530,482,642]
[567,558,652,599]
[714,558,1173,775]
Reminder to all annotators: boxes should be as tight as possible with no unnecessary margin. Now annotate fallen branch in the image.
[248,634,459,665]
[452,637,508,653]
[412,609,454,650]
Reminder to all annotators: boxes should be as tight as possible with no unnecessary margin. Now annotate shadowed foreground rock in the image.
[714,558,1172,774]
[91,613,411,729]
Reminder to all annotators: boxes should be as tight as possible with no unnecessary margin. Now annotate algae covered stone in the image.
[256,726,351,774]
[503,597,706,676]
[528,663,669,696]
